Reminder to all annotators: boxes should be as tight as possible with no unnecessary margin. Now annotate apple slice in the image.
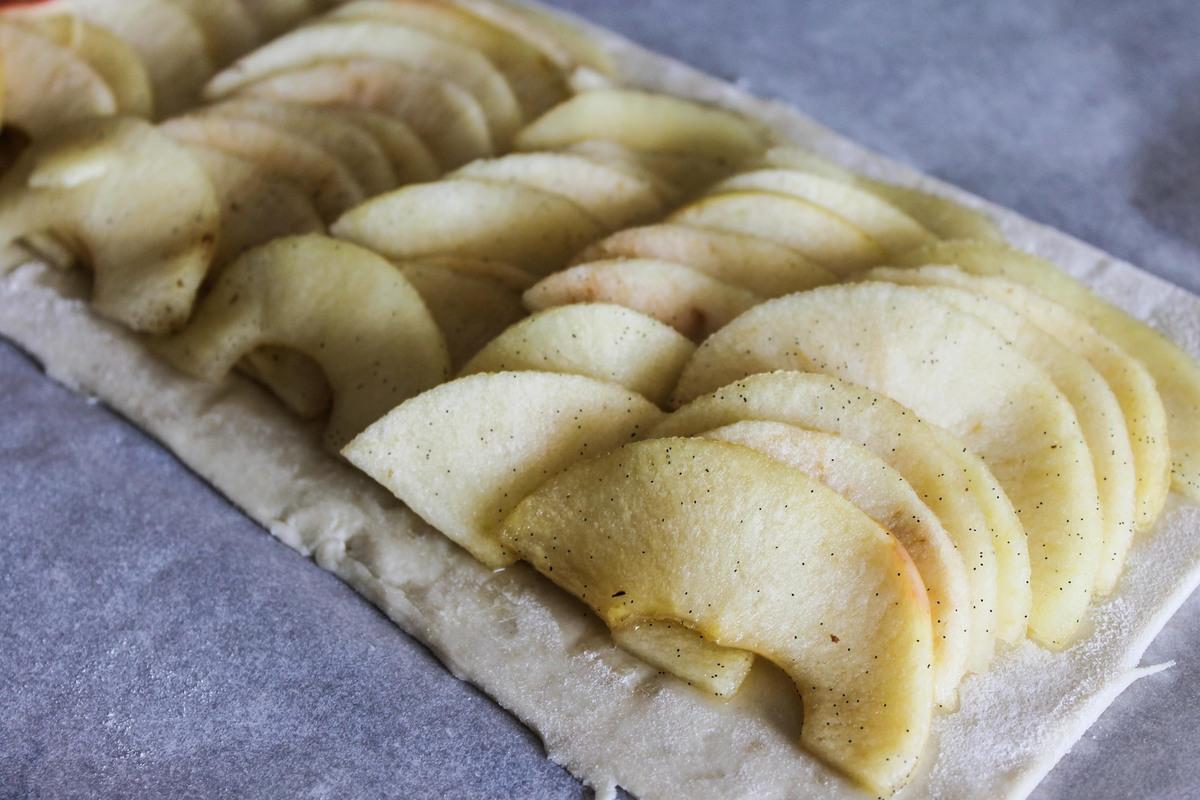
[669,191,888,275]
[763,146,1004,242]
[514,89,776,163]
[237,0,314,38]
[15,14,153,119]
[656,370,1014,668]
[342,371,664,567]
[893,240,1199,506]
[238,346,330,420]
[446,0,615,75]
[498,436,934,795]
[235,60,493,169]
[0,19,116,137]
[450,152,663,229]
[204,20,523,146]
[153,234,451,450]
[330,179,606,277]
[702,420,971,707]
[459,303,696,406]
[522,258,761,341]
[332,108,440,186]
[177,143,322,269]
[676,282,1103,648]
[396,262,527,370]
[326,0,570,118]
[200,97,398,196]
[173,0,261,66]
[159,113,364,221]
[709,169,936,255]
[571,223,837,297]
[0,116,220,333]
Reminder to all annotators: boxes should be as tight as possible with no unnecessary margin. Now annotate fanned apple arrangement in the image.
[2,0,1199,796]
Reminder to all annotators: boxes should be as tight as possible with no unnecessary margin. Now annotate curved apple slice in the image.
[237,0,314,38]
[459,303,696,406]
[702,420,970,707]
[669,190,888,275]
[153,234,450,451]
[331,179,605,277]
[173,0,261,66]
[677,282,1102,647]
[205,20,523,146]
[447,0,615,75]
[342,371,664,567]
[709,169,936,255]
[498,436,934,795]
[656,370,1014,667]
[572,223,836,297]
[893,241,1195,507]
[333,108,440,186]
[0,117,219,332]
[523,258,761,342]
[0,19,117,137]
[763,146,1004,243]
[514,89,775,163]
[451,152,663,229]
[235,60,492,169]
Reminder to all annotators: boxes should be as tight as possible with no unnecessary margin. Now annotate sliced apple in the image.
[238,346,330,420]
[676,282,1103,648]
[514,89,775,164]
[333,108,440,186]
[656,370,1013,668]
[159,113,365,221]
[396,262,527,370]
[709,168,936,255]
[401,255,536,291]
[702,420,970,707]
[893,239,1198,505]
[237,0,314,38]
[608,618,754,699]
[204,20,523,146]
[235,59,493,169]
[0,116,220,332]
[0,19,117,137]
[523,258,761,342]
[763,146,1004,242]
[173,0,261,66]
[571,223,837,297]
[15,13,153,119]
[342,370,664,567]
[330,178,606,277]
[326,0,570,119]
[450,152,663,229]
[459,303,696,406]
[153,234,450,450]
[446,0,615,75]
[498,436,934,795]
[200,97,398,196]
[669,191,888,275]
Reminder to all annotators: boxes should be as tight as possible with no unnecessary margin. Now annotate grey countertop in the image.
[3,1,1200,798]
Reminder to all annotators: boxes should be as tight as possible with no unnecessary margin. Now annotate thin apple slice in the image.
[609,618,754,699]
[558,139,689,202]
[523,258,761,341]
[237,0,314,38]
[702,420,970,707]
[342,371,664,567]
[446,0,615,75]
[893,240,1199,506]
[201,97,398,195]
[709,169,936,255]
[153,234,450,450]
[331,179,606,277]
[459,303,696,406]
[174,0,261,66]
[669,191,888,275]
[676,282,1102,648]
[178,143,322,269]
[498,436,934,795]
[763,146,1004,242]
[656,370,1013,669]
[572,223,837,297]
[0,19,117,137]
[238,346,330,420]
[159,114,364,221]
[204,20,523,146]
[514,89,775,163]
[326,0,570,118]
[333,108,440,186]
[235,60,493,169]
[396,262,527,370]
[0,117,219,332]
[15,14,153,119]
[401,255,536,291]
[451,152,663,229]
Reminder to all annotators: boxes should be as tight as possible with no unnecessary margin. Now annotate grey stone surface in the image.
[2,1,1199,798]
